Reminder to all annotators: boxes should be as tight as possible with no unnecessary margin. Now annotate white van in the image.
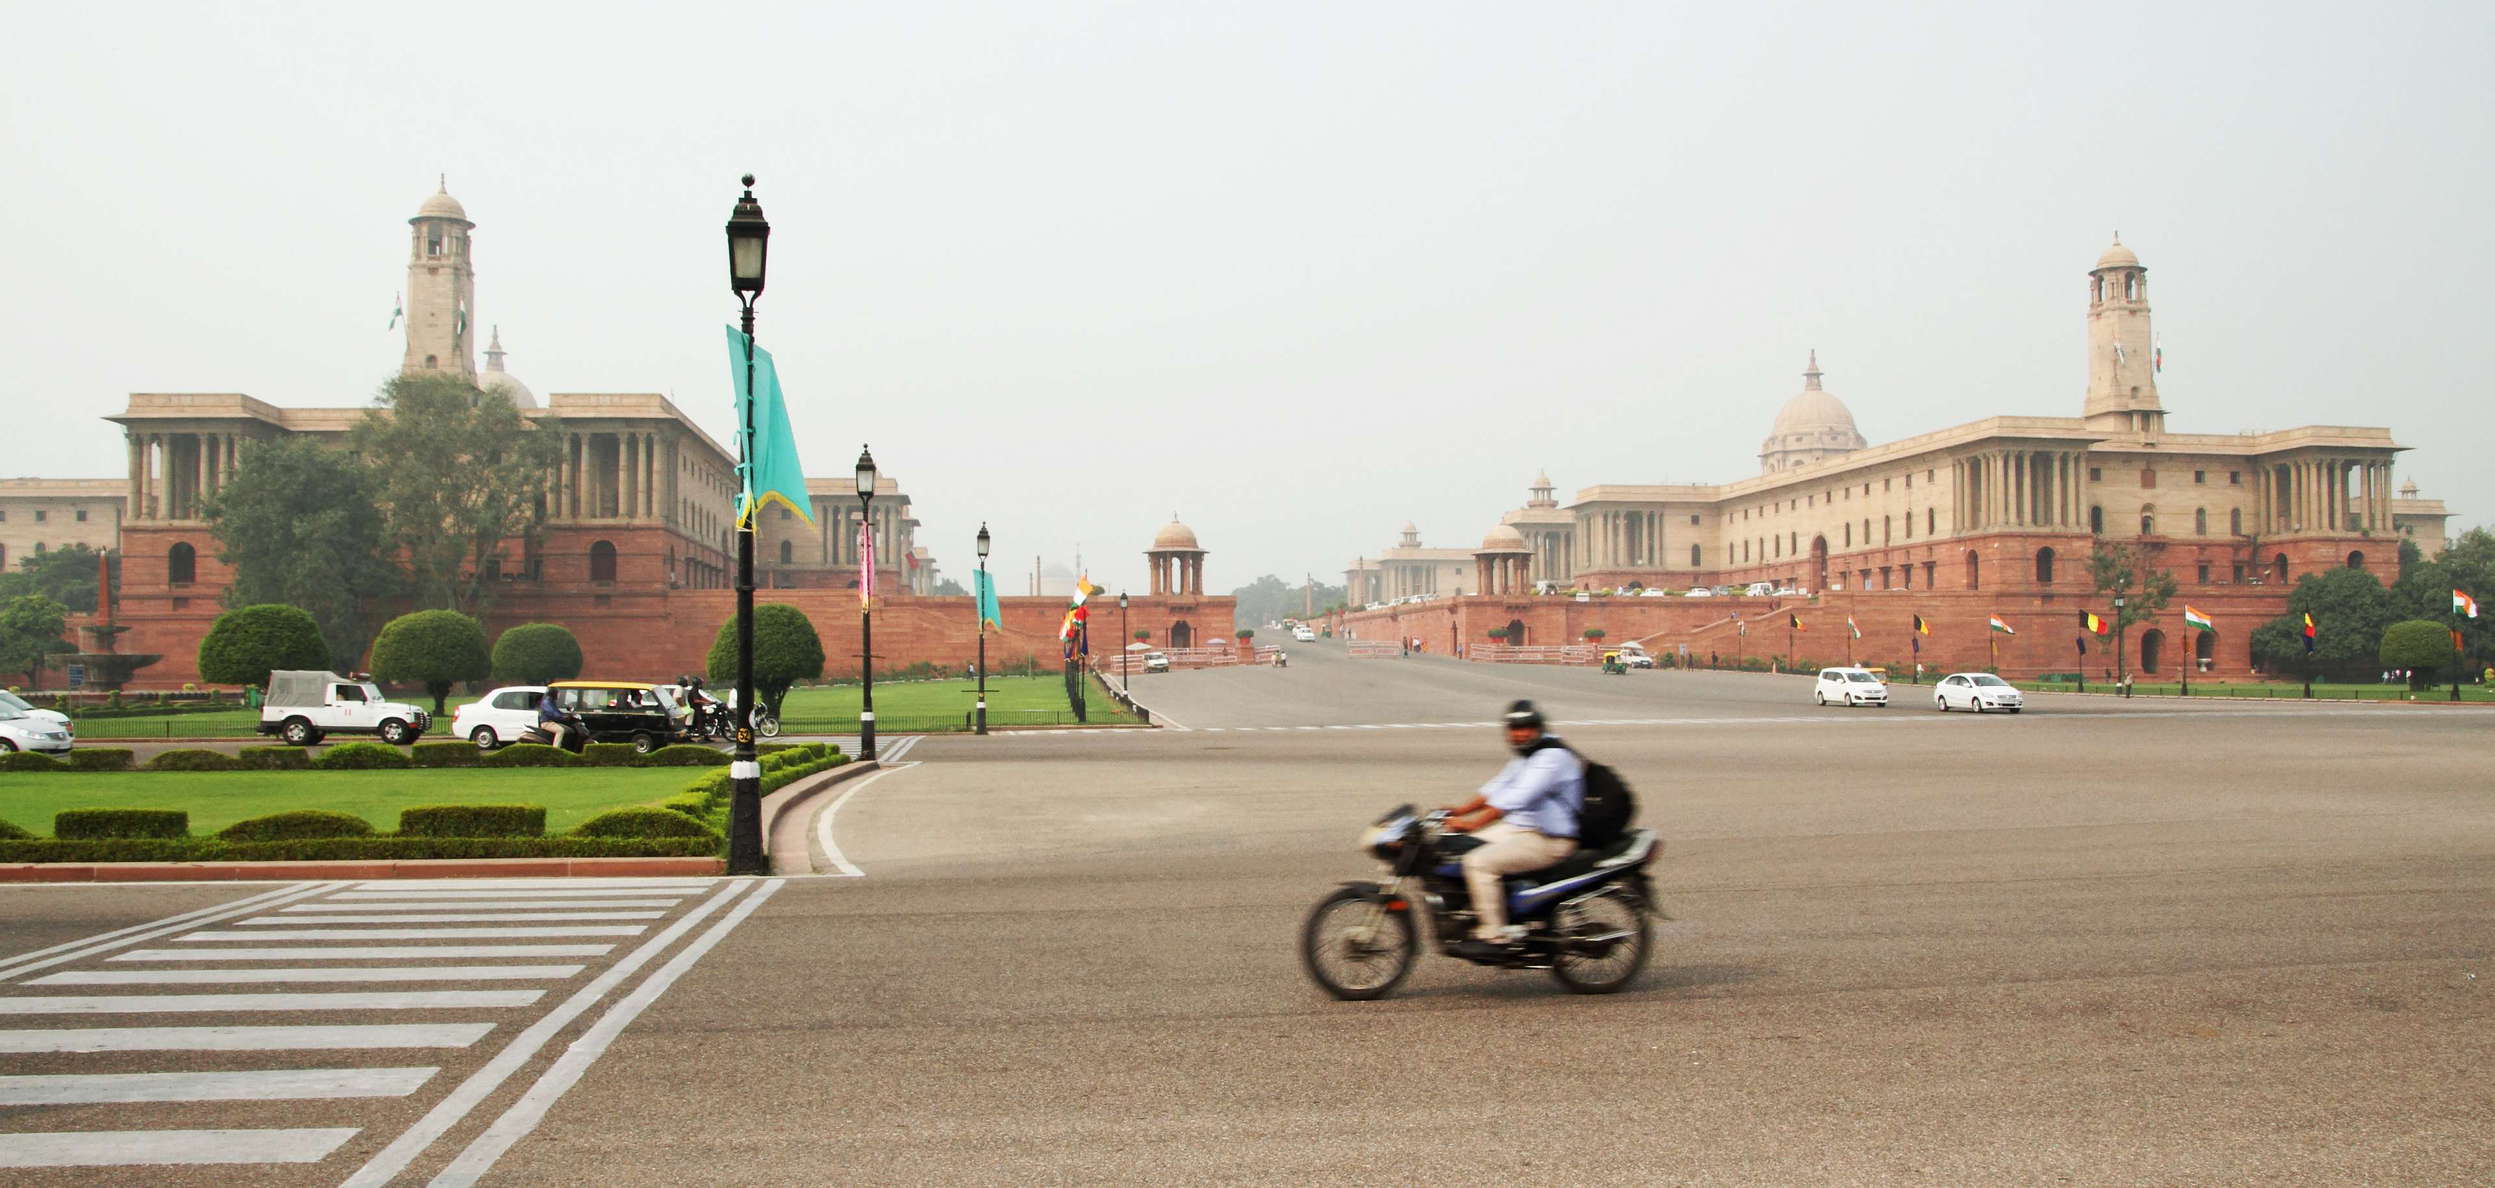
[1744,582,1776,597]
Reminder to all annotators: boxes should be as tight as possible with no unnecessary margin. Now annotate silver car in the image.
[0,704,74,754]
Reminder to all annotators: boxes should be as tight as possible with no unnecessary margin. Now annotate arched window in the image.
[1927,508,1935,535]
[2090,506,2104,535]
[1689,544,1700,567]
[168,542,196,585]
[2230,508,2243,535]
[590,540,618,583]
[1964,550,1980,590]
[2139,628,2164,674]
[2195,508,2208,536]
[2273,554,2290,584]
[1843,523,1851,547]
[2140,505,2157,536]
[777,540,793,564]
[2035,547,2056,584]
[2126,274,2139,300]
[2346,550,2365,570]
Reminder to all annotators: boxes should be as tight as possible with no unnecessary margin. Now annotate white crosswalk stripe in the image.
[0,875,768,1177]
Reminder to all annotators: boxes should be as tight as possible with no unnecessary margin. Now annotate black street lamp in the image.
[2113,595,2128,697]
[1119,591,1130,691]
[723,174,770,876]
[856,445,879,760]
[975,522,991,735]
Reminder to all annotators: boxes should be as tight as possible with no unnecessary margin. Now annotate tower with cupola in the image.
[402,176,478,379]
[2082,236,2162,434]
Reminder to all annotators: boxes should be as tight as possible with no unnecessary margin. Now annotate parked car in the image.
[0,703,73,754]
[258,670,432,746]
[1142,652,1171,673]
[0,689,71,740]
[1293,627,1317,642]
[1618,643,1656,669]
[1935,672,2026,713]
[453,685,549,749]
[1745,582,1776,596]
[538,680,689,753]
[1812,667,1889,707]
[1771,586,1805,597]
[1638,587,1669,597]
[1685,586,1713,597]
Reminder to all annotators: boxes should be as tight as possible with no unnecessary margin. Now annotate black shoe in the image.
[1449,938,1522,961]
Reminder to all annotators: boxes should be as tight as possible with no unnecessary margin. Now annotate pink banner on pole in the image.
[858,522,877,608]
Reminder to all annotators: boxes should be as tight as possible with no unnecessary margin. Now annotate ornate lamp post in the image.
[2113,595,2128,696]
[856,445,879,760]
[1119,591,1130,690]
[723,175,770,876]
[975,522,991,735]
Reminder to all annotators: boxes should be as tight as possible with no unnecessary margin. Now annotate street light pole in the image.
[856,446,879,760]
[975,523,990,734]
[2113,595,2128,697]
[723,174,770,876]
[1119,591,1130,691]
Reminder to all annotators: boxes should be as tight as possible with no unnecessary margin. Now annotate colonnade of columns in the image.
[127,431,245,521]
[1952,448,2089,533]
[1579,509,1664,570]
[1473,551,1531,595]
[2258,458,2392,535]
[555,431,665,520]
[1148,550,1204,596]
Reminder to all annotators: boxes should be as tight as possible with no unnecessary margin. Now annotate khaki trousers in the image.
[1462,822,1575,939]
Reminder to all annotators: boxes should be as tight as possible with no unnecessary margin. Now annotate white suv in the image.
[452,685,549,749]
[1813,667,1888,707]
[258,671,433,745]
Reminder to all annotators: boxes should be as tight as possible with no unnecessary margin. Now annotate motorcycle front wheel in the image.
[755,712,781,738]
[1549,889,1649,995]
[1301,886,1416,1001]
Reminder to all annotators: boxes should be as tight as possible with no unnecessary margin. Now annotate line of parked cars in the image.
[0,689,75,755]
[252,670,746,753]
[1811,667,2027,713]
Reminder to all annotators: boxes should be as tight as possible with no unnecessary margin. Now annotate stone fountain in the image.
[59,551,158,692]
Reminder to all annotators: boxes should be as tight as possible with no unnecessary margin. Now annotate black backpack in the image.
[1572,754,1636,847]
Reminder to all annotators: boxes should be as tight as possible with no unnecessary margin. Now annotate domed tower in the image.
[1398,521,1421,549]
[1758,351,1867,473]
[480,326,538,409]
[1474,523,1532,595]
[1147,515,1207,595]
[403,177,478,379]
[2083,235,2163,434]
[1527,470,1558,509]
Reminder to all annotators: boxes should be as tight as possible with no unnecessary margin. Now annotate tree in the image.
[931,576,969,597]
[0,595,72,688]
[2250,567,2396,680]
[205,437,403,668]
[491,623,585,685]
[1230,574,1345,632]
[705,603,825,709]
[2379,620,2456,691]
[349,373,562,616]
[196,604,332,689]
[370,610,492,715]
[2390,525,2495,670]
[0,545,113,614]
[2088,543,2177,678]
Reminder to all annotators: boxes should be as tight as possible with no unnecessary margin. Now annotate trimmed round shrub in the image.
[638,745,730,767]
[314,742,411,770]
[582,743,640,767]
[146,749,245,773]
[197,604,331,688]
[572,807,721,839]
[218,810,377,842]
[482,744,583,768]
[55,808,189,839]
[0,751,63,772]
[370,610,491,716]
[490,623,584,685]
[704,603,825,709]
[237,745,313,771]
[410,741,482,768]
[65,748,135,772]
[0,817,33,840]
[399,804,546,838]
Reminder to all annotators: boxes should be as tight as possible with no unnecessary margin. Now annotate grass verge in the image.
[0,769,694,837]
[778,674,1136,733]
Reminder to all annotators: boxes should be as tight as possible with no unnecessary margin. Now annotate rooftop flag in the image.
[1989,615,2016,635]
[2457,589,2480,619]
[387,294,402,331]
[2183,605,2214,633]
[724,326,814,531]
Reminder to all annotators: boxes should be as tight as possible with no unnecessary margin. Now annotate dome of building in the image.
[1480,523,1528,552]
[1152,517,1201,551]
[2095,237,2139,270]
[480,327,538,409]
[415,177,469,223]
[1759,351,1869,473]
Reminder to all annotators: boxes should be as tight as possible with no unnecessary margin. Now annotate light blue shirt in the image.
[1478,742,1584,838]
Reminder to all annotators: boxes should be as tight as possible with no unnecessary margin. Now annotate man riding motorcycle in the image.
[534,688,583,751]
[1439,699,1583,960]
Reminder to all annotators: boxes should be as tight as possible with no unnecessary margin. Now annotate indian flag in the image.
[2457,589,2481,619]
[2183,605,2214,633]
[1846,615,1861,639]
[1988,615,2015,635]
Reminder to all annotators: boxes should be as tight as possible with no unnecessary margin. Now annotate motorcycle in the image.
[515,714,590,754]
[1300,804,1660,999]
[688,698,777,740]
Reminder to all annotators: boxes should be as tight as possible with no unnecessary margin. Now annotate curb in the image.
[0,856,726,885]
[761,759,883,876]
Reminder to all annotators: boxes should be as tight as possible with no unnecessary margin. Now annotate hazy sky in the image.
[6,1,2487,595]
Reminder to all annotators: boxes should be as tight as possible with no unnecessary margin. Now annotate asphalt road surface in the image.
[4,637,2488,1184]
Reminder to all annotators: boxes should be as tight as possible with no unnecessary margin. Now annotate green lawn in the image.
[778,674,1136,733]
[0,769,698,837]
[69,710,266,740]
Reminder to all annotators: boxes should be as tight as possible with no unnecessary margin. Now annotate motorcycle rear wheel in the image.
[1549,890,1649,995]
[1301,887,1416,1001]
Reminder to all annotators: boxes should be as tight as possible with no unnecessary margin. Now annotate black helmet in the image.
[1502,699,1544,730]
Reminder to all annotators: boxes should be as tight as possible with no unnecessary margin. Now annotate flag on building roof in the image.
[2154,334,2163,374]
[2302,612,2317,653]
[1988,615,2015,635]
[2183,605,2214,633]
[1789,613,1804,631]
[724,326,814,532]
[2456,589,2481,619]
[1847,615,1861,640]
[974,570,1002,631]
[2081,611,2110,635]
[386,294,402,331]
[1913,614,1931,636]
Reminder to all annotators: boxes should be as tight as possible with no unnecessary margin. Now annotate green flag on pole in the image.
[975,569,1003,630]
[724,325,813,529]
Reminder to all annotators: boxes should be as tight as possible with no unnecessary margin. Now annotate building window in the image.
[1843,523,1851,547]
[1924,561,1936,587]
[1904,474,1913,489]
[2140,468,2157,489]
[75,508,88,522]
[1927,508,1935,535]
[33,510,46,523]
[2140,507,2157,536]
[590,540,618,583]
[2230,508,2243,535]
[2090,506,2104,534]
[1964,551,1980,590]
[777,540,793,564]
[2035,547,2056,583]
[2195,508,2208,535]
[2232,563,2245,584]
[2229,471,2242,485]
[2193,471,2206,484]
[1882,516,1891,545]
[1690,545,1700,567]
[1688,515,1699,526]
[1883,478,1891,492]
[2090,467,2102,481]
[168,542,196,585]
[2197,562,2211,584]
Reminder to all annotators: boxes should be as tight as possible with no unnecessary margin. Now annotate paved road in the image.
[4,641,2488,1183]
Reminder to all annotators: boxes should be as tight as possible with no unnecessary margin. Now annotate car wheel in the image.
[1936,697,1948,711]
[378,719,413,746]
[470,726,500,751]
[1972,699,1986,714]
[281,718,318,746]
[631,732,659,755]
[1814,692,1825,706]
[0,739,15,753]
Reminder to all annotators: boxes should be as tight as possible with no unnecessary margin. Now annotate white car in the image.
[1293,627,1317,642]
[1638,588,1669,597]
[0,689,71,739]
[1684,586,1713,597]
[1141,652,1171,673]
[1771,587,1805,597]
[1617,644,1657,669]
[0,703,74,754]
[1745,582,1776,596]
[451,685,548,749]
[1813,667,1889,707]
[1935,672,2025,713]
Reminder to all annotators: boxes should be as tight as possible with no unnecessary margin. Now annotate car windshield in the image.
[1845,672,1879,683]
[1970,674,2011,687]
[0,706,27,721]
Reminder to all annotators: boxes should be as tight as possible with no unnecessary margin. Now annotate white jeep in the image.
[258,670,432,746]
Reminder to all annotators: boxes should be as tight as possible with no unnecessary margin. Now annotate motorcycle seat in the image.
[1504,828,1653,890]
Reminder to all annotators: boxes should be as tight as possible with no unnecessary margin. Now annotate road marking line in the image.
[30,965,582,986]
[235,912,664,925]
[288,899,683,911]
[328,890,692,901]
[339,881,757,1188]
[0,1023,494,1052]
[429,881,786,1186]
[0,882,334,984]
[0,990,542,1014]
[814,762,919,878]
[113,944,614,962]
[0,1066,438,1105]
[349,878,719,891]
[182,926,647,941]
[0,1128,360,1168]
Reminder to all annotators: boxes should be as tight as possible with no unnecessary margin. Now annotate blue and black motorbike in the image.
[1300,804,1661,999]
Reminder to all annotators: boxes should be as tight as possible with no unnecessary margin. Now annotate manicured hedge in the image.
[55,808,189,840]
[397,804,546,838]
[217,810,377,842]
[238,746,313,770]
[410,741,482,768]
[146,749,245,773]
[0,817,32,840]
[573,806,720,839]
[482,744,583,768]
[640,745,731,767]
[65,748,136,772]
[315,742,411,770]
[582,743,639,767]
[0,752,63,772]
[0,836,721,864]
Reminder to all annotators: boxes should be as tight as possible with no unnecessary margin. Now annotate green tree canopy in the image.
[1230,574,1344,632]
[490,623,585,685]
[370,609,492,714]
[2378,620,2456,690]
[705,603,825,709]
[204,437,402,668]
[0,545,114,614]
[0,595,73,688]
[2087,543,2178,678]
[349,373,562,616]
[196,604,332,689]
[2250,566,2396,679]
[2389,525,2494,668]
[931,576,968,597]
